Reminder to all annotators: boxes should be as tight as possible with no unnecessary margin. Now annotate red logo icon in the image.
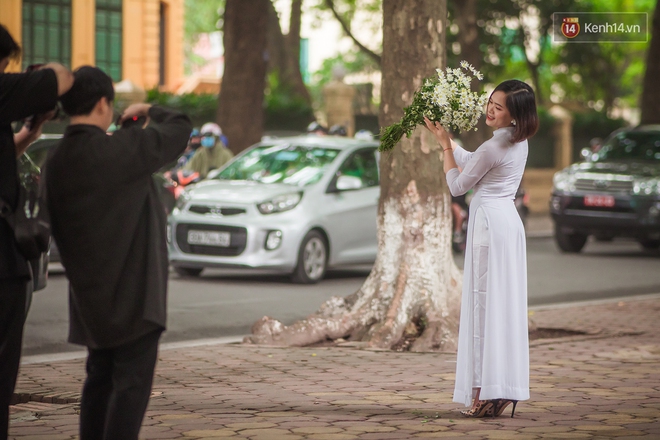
[561,17,580,38]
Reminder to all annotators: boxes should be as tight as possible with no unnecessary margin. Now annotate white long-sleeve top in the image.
[445,127,527,200]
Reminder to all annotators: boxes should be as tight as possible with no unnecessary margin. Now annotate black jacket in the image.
[46,106,191,348]
[0,70,58,279]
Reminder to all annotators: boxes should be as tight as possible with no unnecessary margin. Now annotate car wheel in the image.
[639,239,660,250]
[555,228,588,253]
[291,230,327,284]
[173,266,204,277]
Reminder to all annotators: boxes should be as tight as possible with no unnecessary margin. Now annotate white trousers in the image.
[471,207,489,388]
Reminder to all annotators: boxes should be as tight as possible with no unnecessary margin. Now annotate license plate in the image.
[584,195,615,207]
[187,230,230,247]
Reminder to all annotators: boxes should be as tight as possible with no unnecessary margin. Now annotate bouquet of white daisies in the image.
[379,61,488,152]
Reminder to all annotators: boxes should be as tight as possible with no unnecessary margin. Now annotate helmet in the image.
[200,122,222,137]
[190,128,201,138]
[354,129,374,140]
[306,121,328,134]
[329,124,347,136]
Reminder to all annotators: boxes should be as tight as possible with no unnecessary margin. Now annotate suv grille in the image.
[176,223,247,256]
[574,177,633,193]
[188,205,247,216]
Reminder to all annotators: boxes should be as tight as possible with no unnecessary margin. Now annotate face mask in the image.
[201,137,215,148]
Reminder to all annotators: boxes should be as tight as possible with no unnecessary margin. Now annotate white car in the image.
[168,136,380,283]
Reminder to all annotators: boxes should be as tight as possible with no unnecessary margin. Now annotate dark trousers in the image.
[0,278,27,440]
[80,329,162,440]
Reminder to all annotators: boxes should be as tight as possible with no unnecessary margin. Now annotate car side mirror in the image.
[336,175,363,191]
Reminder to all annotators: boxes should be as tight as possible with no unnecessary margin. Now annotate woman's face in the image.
[485,91,513,129]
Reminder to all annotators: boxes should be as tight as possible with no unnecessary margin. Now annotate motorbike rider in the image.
[174,127,201,169]
[307,121,328,136]
[183,122,233,179]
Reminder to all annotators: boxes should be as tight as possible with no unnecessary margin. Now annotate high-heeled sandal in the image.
[490,399,518,417]
[460,400,494,418]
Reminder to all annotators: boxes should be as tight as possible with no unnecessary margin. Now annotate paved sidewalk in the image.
[10,295,660,439]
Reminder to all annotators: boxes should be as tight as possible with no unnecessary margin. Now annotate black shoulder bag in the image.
[0,155,51,260]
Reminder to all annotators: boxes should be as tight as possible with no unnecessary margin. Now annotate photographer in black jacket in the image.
[0,24,73,440]
[47,66,191,440]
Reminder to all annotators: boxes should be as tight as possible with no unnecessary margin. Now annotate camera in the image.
[23,63,63,129]
[116,115,147,129]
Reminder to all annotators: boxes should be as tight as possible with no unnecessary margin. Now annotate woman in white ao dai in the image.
[425,79,539,418]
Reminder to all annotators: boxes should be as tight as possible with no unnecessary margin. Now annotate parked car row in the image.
[550,125,660,253]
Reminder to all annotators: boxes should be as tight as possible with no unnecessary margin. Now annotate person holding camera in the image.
[46,66,191,440]
[0,25,73,440]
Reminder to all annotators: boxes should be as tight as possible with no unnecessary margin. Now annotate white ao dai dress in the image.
[446,127,530,407]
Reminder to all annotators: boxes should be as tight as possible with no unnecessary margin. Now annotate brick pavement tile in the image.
[518,426,574,433]
[412,432,472,438]
[141,431,183,439]
[298,434,354,440]
[180,428,238,437]
[537,433,592,439]
[356,432,410,439]
[8,435,75,440]
[393,423,451,432]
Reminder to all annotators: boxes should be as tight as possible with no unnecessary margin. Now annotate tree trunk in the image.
[218,0,268,154]
[451,0,487,150]
[284,0,312,103]
[265,0,311,105]
[641,0,660,124]
[245,0,463,352]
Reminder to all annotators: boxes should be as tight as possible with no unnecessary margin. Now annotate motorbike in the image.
[161,169,202,213]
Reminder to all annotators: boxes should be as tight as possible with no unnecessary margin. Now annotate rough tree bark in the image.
[641,0,660,124]
[245,0,463,352]
[266,0,312,105]
[217,0,268,154]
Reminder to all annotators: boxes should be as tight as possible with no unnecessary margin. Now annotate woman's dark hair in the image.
[60,66,115,116]
[493,79,539,143]
[0,25,21,61]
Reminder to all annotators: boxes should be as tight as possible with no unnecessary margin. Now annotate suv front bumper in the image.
[550,192,660,238]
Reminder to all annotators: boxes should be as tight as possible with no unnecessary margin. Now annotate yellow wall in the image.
[1,0,184,91]
[71,0,95,68]
[0,0,23,72]
[122,0,184,91]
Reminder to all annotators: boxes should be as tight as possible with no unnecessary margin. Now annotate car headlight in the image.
[175,191,192,211]
[553,171,575,192]
[633,178,660,196]
[257,192,302,215]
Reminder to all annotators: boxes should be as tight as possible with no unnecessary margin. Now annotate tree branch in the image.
[324,0,382,66]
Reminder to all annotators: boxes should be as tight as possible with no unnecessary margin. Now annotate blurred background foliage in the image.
[176,0,652,147]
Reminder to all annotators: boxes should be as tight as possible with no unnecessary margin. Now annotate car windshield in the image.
[214,144,341,186]
[595,131,660,162]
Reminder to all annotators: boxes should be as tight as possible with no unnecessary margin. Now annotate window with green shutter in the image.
[96,0,122,82]
[22,0,72,70]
